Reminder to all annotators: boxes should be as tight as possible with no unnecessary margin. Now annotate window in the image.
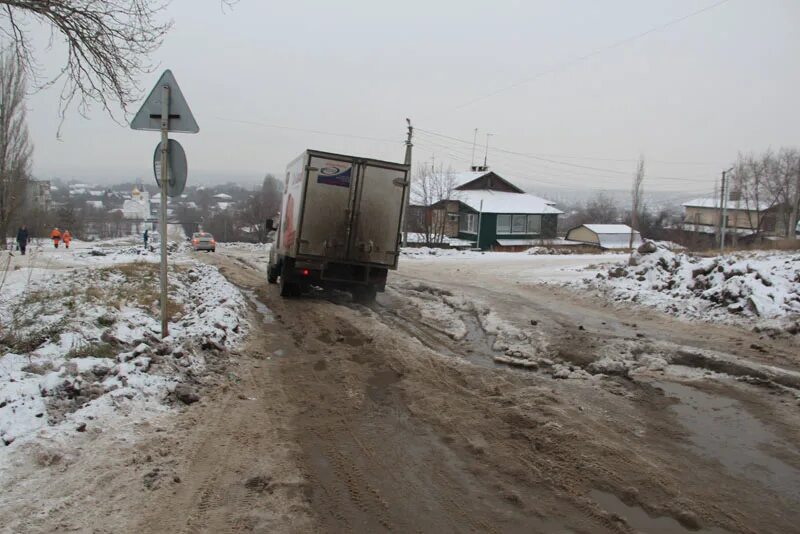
[496,214,511,234]
[512,215,527,234]
[527,214,542,234]
[459,213,477,234]
[447,213,459,222]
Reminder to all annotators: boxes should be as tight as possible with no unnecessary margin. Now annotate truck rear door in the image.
[297,155,355,260]
[348,162,408,267]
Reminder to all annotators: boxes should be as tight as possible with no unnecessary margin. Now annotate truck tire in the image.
[279,263,301,297]
[352,285,377,304]
[267,264,278,284]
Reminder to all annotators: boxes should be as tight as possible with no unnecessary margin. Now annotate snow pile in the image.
[0,253,247,457]
[577,244,800,326]
[389,282,557,371]
[220,242,270,253]
[388,282,473,339]
[526,246,586,255]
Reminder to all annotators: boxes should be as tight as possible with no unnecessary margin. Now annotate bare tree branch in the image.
[0,0,173,127]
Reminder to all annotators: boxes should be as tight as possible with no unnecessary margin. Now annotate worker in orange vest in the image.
[50,228,62,248]
[62,229,72,249]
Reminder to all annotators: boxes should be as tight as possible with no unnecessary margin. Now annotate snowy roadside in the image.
[565,244,800,334]
[0,239,248,472]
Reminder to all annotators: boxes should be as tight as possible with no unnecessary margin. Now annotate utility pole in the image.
[717,171,726,248]
[402,118,413,248]
[720,167,733,252]
[476,199,484,251]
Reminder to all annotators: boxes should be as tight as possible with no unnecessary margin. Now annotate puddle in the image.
[458,313,503,369]
[591,490,728,533]
[656,381,800,503]
[242,290,274,324]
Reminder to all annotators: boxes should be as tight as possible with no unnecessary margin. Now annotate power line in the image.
[414,137,714,193]
[416,128,714,183]
[448,0,733,111]
[211,117,401,144]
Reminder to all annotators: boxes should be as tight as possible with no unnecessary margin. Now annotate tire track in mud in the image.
[194,249,800,533]
[132,254,315,534]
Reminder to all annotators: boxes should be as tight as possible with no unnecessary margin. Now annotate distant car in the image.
[191,232,216,252]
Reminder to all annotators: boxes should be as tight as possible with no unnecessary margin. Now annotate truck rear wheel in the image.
[279,263,301,297]
[267,263,278,284]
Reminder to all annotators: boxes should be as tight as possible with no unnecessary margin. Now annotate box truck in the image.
[267,149,410,302]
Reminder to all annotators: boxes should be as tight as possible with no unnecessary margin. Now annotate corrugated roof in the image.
[596,233,642,249]
[456,190,563,215]
[583,224,635,234]
[682,198,770,211]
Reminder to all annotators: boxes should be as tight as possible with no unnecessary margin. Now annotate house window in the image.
[527,214,541,234]
[459,213,477,234]
[511,214,527,234]
[447,213,459,222]
[496,214,511,234]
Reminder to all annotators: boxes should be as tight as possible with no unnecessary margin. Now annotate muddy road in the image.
[146,247,800,533]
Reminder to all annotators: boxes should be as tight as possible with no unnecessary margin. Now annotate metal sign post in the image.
[132,70,199,339]
[159,85,170,337]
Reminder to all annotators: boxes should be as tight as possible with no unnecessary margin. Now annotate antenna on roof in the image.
[483,133,493,168]
[470,128,478,168]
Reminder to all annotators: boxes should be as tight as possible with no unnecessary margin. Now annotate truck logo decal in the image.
[317,165,352,187]
[283,194,296,248]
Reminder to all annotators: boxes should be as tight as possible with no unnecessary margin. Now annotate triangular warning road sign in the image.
[131,70,199,133]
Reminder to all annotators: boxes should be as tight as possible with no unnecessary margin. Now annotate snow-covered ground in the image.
[0,237,248,471]
[401,247,624,283]
[568,244,800,331]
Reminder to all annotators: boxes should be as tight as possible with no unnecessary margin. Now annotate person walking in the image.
[143,228,149,250]
[62,229,72,249]
[16,225,29,255]
[50,227,61,248]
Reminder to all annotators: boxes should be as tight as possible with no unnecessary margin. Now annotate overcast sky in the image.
[21,0,800,198]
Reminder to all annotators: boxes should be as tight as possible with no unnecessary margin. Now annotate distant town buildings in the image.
[121,187,151,220]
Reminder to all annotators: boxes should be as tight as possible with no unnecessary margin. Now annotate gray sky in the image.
[22,0,800,198]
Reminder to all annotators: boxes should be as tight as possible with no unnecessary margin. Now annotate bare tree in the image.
[0,0,172,122]
[0,46,32,245]
[772,148,799,238]
[237,174,282,242]
[583,192,619,224]
[629,156,644,248]
[411,162,458,245]
[728,149,799,238]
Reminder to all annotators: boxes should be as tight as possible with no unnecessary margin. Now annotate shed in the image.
[565,224,642,250]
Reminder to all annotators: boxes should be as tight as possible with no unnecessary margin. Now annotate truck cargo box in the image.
[268,150,410,300]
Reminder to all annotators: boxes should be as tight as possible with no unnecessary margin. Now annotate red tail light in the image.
[302,269,310,276]
[192,239,199,245]
[210,239,216,245]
